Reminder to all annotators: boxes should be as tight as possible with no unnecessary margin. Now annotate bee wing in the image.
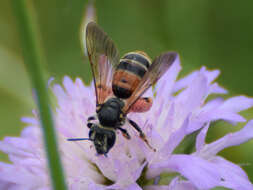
[123,52,178,113]
[86,22,120,105]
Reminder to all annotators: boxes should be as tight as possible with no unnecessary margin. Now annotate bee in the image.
[68,22,178,156]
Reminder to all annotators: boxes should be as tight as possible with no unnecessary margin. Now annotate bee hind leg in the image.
[128,119,156,152]
[129,97,153,113]
[117,127,131,140]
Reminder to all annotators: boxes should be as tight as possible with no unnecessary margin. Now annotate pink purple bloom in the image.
[1,56,253,189]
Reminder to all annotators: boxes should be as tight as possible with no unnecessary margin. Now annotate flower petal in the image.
[52,84,68,101]
[145,177,197,190]
[0,137,37,158]
[123,183,142,190]
[70,177,105,190]
[20,126,41,140]
[172,71,198,93]
[211,156,253,190]
[0,162,45,187]
[144,185,171,190]
[0,180,15,190]
[220,96,253,113]
[20,117,39,125]
[63,76,77,98]
[209,83,227,94]
[187,96,252,132]
[156,55,181,99]
[159,116,189,156]
[173,67,220,93]
[195,123,209,152]
[147,154,223,189]
[196,120,253,159]
[175,72,208,113]
[108,183,142,190]
[173,72,208,130]
[200,67,220,84]
[168,177,197,190]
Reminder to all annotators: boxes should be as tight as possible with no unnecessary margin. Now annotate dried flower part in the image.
[1,57,253,189]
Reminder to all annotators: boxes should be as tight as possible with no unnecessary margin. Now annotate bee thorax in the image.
[97,98,124,127]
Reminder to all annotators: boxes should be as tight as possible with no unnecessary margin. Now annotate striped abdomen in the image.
[112,51,151,99]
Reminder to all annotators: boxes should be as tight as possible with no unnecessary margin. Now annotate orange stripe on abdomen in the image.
[112,70,141,99]
[112,51,151,99]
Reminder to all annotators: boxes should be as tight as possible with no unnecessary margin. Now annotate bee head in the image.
[89,125,116,155]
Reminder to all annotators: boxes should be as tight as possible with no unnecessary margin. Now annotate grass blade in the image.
[11,1,67,189]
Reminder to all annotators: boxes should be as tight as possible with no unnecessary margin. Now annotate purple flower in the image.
[1,56,253,189]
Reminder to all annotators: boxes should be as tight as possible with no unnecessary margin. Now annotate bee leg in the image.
[117,127,131,140]
[128,119,156,152]
[87,116,96,128]
[87,123,92,128]
[129,97,153,113]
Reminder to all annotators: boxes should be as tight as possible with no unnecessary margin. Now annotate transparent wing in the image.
[86,22,120,105]
[123,52,178,113]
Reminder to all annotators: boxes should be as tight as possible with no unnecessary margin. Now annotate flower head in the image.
[1,57,253,189]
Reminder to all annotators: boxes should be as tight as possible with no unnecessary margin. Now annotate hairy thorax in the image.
[97,97,125,128]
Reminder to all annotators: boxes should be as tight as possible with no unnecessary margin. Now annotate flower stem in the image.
[11,1,67,189]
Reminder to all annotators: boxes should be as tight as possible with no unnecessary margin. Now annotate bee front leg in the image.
[128,118,156,152]
[117,127,131,140]
[87,115,96,128]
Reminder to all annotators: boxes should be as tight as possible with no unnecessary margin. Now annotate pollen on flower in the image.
[0,58,253,189]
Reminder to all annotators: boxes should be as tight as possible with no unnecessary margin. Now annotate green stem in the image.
[11,1,67,189]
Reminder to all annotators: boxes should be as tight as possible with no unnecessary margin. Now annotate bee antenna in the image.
[67,138,93,141]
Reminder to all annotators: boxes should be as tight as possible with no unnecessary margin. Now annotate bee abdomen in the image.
[112,51,151,99]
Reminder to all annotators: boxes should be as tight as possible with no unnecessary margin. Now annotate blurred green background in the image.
[1,0,253,184]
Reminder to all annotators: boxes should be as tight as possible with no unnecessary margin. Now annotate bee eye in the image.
[107,132,116,150]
